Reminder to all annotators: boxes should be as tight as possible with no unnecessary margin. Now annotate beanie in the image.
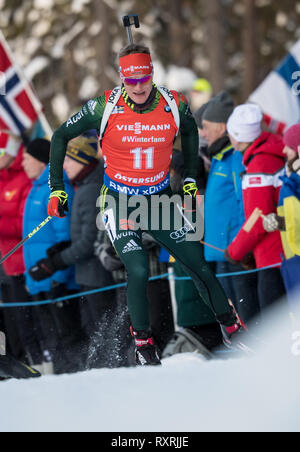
[202,90,234,123]
[283,123,300,153]
[193,102,210,129]
[26,138,50,164]
[227,104,263,143]
[66,130,98,166]
[192,78,212,93]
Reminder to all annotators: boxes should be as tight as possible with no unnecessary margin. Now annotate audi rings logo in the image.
[170,223,194,242]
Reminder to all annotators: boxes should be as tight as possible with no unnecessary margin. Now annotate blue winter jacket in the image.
[204,144,245,262]
[23,165,76,295]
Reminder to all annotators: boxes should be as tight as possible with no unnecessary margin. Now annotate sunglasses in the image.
[124,75,152,86]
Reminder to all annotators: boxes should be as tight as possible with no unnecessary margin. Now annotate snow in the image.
[165,66,197,93]
[79,75,99,100]
[33,0,55,9]
[51,94,70,122]
[51,22,85,59]
[71,0,92,14]
[1,300,300,432]
[25,56,49,80]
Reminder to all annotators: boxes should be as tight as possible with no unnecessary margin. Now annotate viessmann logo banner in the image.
[117,123,171,135]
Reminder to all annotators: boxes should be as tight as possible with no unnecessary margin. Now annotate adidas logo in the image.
[122,240,142,254]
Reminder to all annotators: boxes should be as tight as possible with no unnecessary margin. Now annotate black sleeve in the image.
[178,94,199,181]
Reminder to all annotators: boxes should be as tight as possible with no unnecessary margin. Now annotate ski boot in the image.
[130,327,161,366]
[219,303,254,355]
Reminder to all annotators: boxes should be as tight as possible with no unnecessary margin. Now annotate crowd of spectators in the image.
[0,80,300,377]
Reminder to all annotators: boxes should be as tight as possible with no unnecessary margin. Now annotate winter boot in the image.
[131,328,161,366]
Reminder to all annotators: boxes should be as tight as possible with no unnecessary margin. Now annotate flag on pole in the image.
[249,39,300,134]
[0,31,52,156]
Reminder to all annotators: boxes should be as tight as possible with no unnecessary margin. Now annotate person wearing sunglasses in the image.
[48,43,248,366]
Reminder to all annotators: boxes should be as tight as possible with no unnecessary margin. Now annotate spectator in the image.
[262,123,300,307]
[0,146,36,363]
[189,78,212,112]
[0,133,20,170]
[202,92,259,323]
[23,138,76,373]
[29,131,116,369]
[226,104,286,313]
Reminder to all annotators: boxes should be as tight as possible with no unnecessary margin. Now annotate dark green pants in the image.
[100,186,232,331]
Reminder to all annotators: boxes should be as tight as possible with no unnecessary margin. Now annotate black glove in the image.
[240,252,256,271]
[29,254,67,282]
[47,241,71,258]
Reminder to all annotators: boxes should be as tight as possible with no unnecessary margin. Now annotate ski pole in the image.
[0,216,53,265]
[200,240,224,253]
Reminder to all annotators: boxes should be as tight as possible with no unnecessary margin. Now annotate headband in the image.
[119,53,153,78]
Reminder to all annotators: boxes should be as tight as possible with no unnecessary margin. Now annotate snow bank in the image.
[0,299,300,432]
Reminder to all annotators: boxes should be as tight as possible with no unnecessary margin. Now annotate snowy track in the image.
[1,303,300,432]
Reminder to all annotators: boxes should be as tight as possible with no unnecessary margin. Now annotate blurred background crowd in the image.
[0,0,300,376]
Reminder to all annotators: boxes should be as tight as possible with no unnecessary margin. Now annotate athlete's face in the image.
[123,75,153,105]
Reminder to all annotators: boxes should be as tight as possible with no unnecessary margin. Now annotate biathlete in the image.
[48,43,246,365]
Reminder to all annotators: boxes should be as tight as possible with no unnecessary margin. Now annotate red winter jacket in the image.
[0,149,32,275]
[228,132,285,269]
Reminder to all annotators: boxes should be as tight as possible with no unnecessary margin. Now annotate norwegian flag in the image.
[0,31,41,142]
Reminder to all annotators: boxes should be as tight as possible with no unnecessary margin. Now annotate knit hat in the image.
[192,78,212,94]
[66,130,98,166]
[202,90,234,123]
[26,138,50,164]
[193,102,210,129]
[227,104,263,143]
[283,123,300,153]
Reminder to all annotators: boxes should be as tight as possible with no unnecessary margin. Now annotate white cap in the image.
[227,103,263,143]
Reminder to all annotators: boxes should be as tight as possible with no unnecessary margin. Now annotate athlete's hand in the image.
[48,191,68,218]
[182,179,201,212]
